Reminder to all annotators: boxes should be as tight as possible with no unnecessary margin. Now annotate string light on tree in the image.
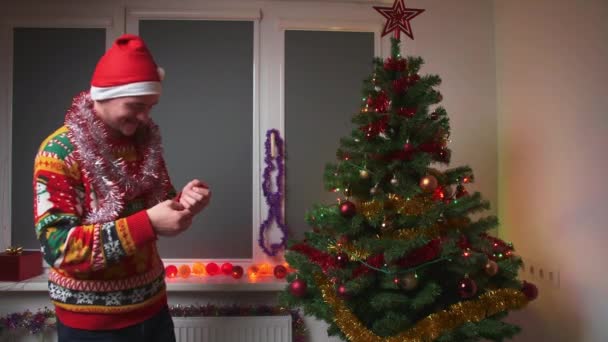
[337,284,349,298]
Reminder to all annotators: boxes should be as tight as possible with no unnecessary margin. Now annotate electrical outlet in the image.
[519,258,560,289]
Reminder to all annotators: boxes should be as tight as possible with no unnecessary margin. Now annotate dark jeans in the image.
[56,306,176,342]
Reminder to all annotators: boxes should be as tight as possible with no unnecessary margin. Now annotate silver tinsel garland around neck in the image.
[64,91,170,224]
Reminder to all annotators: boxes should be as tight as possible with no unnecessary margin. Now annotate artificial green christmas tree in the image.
[279,1,537,341]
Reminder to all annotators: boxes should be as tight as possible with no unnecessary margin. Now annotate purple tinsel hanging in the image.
[258,129,288,256]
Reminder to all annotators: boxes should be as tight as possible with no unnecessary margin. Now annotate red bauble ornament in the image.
[232,265,244,279]
[273,265,288,279]
[383,57,407,72]
[374,92,390,113]
[339,201,357,218]
[374,0,425,40]
[221,262,233,275]
[337,284,349,298]
[484,260,499,276]
[437,148,451,163]
[336,253,349,268]
[432,187,445,201]
[383,57,395,71]
[165,265,178,278]
[205,262,220,276]
[455,184,469,198]
[400,273,419,290]
[419,142,440,153]
[459,277,478,298]
[522,281,539,301]
[289,279,307,297]
[393,78,408,93]
[458,235,471,249]
[403,141,415,154]
[396,59,407,71]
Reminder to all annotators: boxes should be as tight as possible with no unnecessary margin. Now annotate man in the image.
[33,34,210,341]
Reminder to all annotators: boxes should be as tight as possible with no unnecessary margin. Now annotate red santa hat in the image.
[90,34,165,101]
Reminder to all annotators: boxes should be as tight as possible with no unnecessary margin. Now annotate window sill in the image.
[0,272,287,292]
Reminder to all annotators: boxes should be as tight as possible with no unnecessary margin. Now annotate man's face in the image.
[93,94,160,137]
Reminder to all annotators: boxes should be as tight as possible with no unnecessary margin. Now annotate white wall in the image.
[495,0,608,341]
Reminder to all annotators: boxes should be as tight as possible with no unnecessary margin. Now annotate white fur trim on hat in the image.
[90,81,162,101]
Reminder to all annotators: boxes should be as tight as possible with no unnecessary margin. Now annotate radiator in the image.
[173,316,292,342]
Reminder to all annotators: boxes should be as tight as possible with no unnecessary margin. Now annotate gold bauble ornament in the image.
[485,260,499,276]
[370,185,380,195]
[419,175,438,192]
[400,273,419,290]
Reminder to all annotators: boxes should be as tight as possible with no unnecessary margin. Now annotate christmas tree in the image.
[279,1,538,341]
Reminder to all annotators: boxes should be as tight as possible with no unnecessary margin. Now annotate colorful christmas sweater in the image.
[33,92,176,330]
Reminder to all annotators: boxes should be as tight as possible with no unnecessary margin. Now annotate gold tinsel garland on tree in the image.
[315,274,528,342]
[360,194,435,219]
[314,273,529,342]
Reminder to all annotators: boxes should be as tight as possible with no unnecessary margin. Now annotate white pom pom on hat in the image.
[90,34,163,101]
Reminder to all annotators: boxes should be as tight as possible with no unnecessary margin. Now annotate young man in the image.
[33,34,210,341]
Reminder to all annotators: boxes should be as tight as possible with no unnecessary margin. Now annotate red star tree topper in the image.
[374,0,425,40]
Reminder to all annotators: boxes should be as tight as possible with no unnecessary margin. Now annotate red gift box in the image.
[0,250,43,281]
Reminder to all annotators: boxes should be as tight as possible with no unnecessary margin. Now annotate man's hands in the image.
[179,179,211,215]
[147,179,211,237]
[146,200,192,237]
